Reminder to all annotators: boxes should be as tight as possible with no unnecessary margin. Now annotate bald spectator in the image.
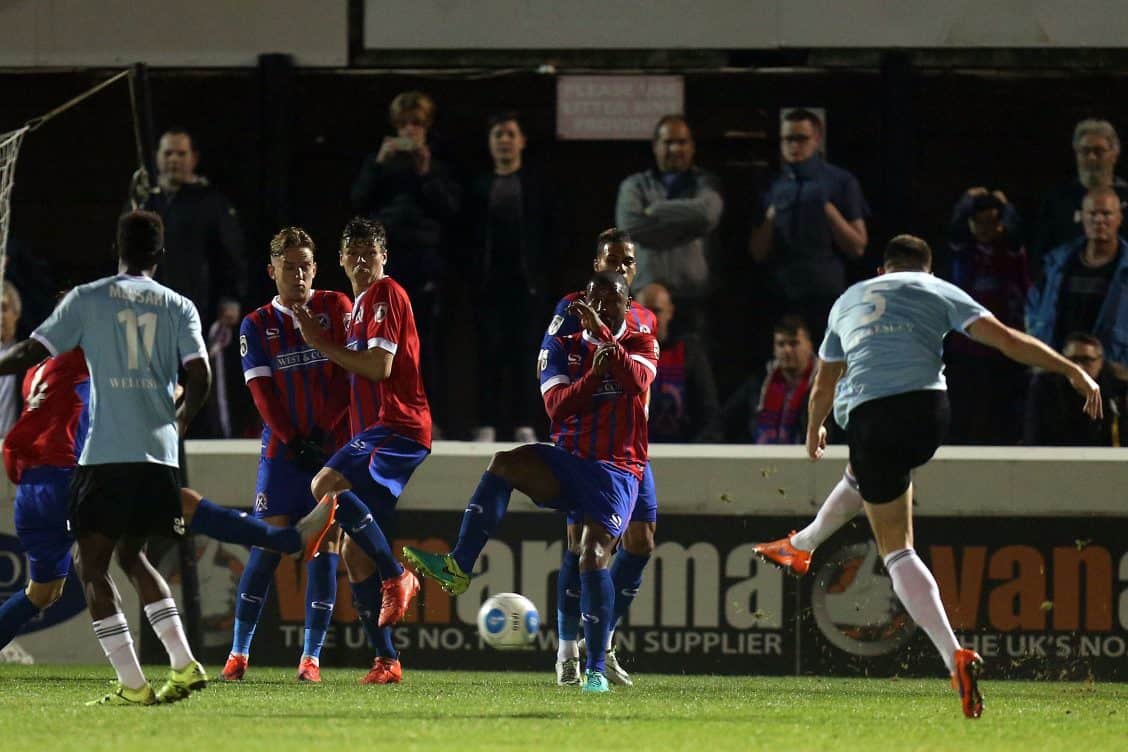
[0,281,22,437]
[136,128,248,331]
[750,109,869,340]
[636,282,720,443]
[616,115,722,335]
[1030,119,1128,263]
[709,315,817,444]
[1028,187,1128,367]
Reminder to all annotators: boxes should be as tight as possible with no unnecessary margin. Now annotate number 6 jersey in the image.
[30,273,207,467]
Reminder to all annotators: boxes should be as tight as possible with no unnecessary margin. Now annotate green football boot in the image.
[402,546,470,595]
[580,669,610,694]
[156,659,208,704]
[86,682,158,706]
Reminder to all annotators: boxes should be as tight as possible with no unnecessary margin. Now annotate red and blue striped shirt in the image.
[240,291,352,460]
[538,322,658,479]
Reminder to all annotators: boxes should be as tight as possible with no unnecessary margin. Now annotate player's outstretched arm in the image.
[0,338,49,376]
[967,316,1102,419]
[805,358,845,460]
[178,356,212,436]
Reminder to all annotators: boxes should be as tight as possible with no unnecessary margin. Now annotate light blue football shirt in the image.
[819,271,992,428]
[31,274,207,466]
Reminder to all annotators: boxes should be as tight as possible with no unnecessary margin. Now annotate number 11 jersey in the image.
[31,273,207,467]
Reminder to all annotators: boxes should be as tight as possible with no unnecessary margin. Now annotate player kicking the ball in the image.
[404,270,657,693]
[754,235,1100,719]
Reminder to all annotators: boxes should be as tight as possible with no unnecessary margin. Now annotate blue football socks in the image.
[231,547,281,656]
[580,568,614,674]
[610,550,650,631]
[302,553,338,660]
[334,491,403,580]
[351,573,397,659]
[190,497,301,555]
[0,590,41,650]
[556,550,582,642]
[452,472,512,574]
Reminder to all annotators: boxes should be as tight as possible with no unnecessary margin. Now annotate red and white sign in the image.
[556,75,684,141]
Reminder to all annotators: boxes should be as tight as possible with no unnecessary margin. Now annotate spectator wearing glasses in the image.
[1024,332,1127,445]
[944,188,1031,444]
[1030,119,1128,263]
[1028,187,1128,368]
[750,109,869,340]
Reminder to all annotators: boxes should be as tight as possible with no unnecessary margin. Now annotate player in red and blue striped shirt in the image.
[294,217,432,685]
[404,270,657,694]
[223,227,352,684]
[541,229,659,687]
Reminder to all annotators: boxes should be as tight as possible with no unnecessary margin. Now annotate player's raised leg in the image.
[753,466,864,577]
[404,444,561,595]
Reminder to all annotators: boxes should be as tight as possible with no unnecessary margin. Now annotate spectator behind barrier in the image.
[615,114,722,336]
[350,91,462,423]
[135,128,248,335]
[749,108,870,342]
[944,188,1031,444]
[1030,118,1128,264]
[635,282,720,443]
[465,112,556,443]
[1028,187,1128,369]
[1024,332,1127,445]
[0,281,22,437]
[709,315,818,444]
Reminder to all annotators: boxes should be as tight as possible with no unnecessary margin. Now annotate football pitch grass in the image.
[1,665,1125,752]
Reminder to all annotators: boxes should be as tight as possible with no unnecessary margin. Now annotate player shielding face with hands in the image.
[403,271,658,694]
[756,234,1099,720]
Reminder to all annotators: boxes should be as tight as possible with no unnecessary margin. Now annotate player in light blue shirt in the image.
[0,212,334,706]
[754,235,1101,719]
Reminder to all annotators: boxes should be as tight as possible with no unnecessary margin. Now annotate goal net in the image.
[0,127,27,294]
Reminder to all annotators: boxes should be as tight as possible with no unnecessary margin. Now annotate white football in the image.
[477,592,540,649]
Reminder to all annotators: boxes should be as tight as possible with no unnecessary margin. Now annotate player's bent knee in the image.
[26,578,66,609]
[311,467,348,501]
[623,522,656,556]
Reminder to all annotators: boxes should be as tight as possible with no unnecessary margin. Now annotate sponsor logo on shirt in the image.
[265,327,281,339]
[274,348,329,371]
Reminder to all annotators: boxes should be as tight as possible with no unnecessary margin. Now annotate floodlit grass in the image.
[1,665,1125,751]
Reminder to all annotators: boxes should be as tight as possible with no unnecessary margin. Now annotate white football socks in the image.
[93,612,147,690]
[557,639,578,662]
[790,470,864,552]
[144,598,195,669]
[884,548,960,673]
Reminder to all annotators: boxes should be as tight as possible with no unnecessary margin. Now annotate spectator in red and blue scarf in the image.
[711,315,816,443]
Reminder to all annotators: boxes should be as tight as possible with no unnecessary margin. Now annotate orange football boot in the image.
[358,657,403,685]
[951,649,984,719]
[221,653,248,681]
[378,569,421,628]
[297,657,321,683]
[752,531,812,577]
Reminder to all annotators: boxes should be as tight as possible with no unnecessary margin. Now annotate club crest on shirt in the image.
[374,302,388,322]
[316,313,330,330]
[239,335,248,357]
[254,492,268,513]
[640,324,652,334]
[547,315,564,335]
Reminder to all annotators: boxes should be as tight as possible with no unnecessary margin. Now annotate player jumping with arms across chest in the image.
[404,270,658,693]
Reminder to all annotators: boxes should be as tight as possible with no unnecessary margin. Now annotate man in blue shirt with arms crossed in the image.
[763,234,1100,720]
